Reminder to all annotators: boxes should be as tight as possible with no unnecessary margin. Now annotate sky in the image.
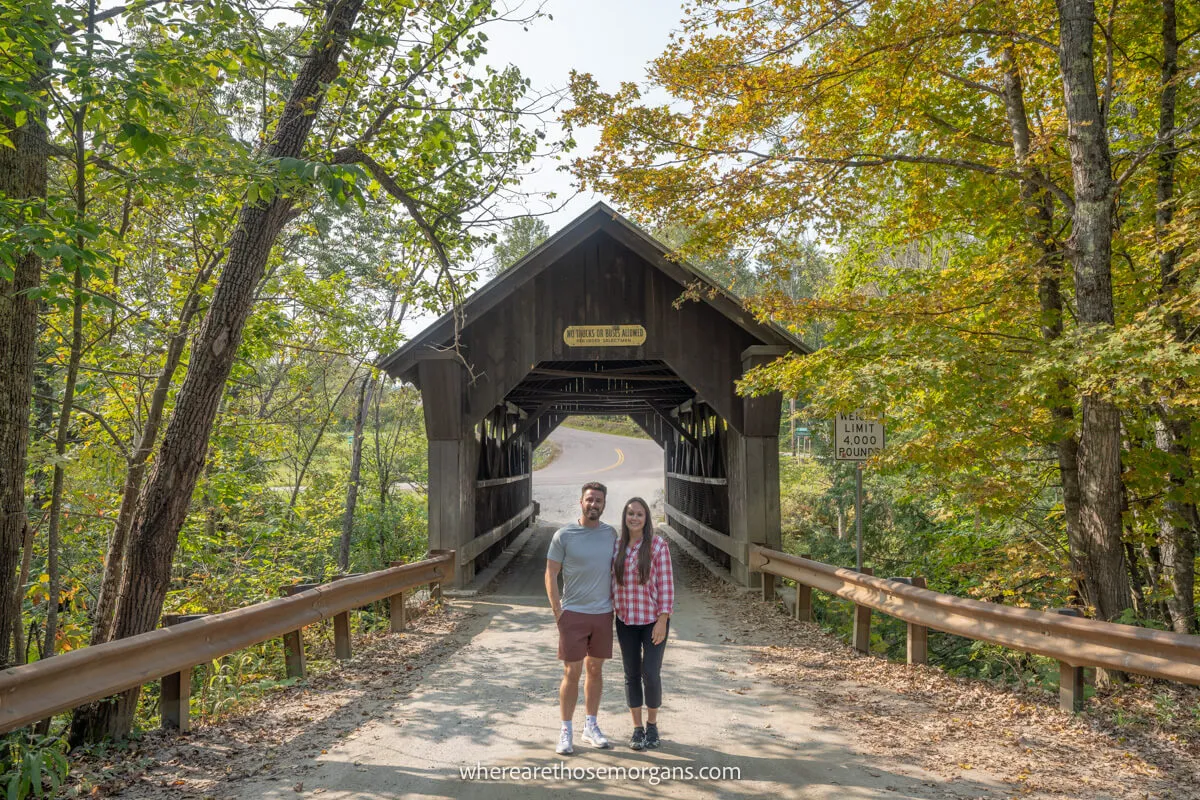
[479,0,685,233]
[401,1,687,337]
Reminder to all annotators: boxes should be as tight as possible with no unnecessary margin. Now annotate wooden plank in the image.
[459,503,537,563]
[417,357,465,440]
[389,591,406,633]
[507,402,552,443]
[908,576,928,665]
[159,614,200,732]
[663,502,746,562]
[282,629,306,679]
[666,471,727,486]
[527,368,688,382]
[1059,661,1085,713]
[853,568,874,654]
[475,473,531,489]
[1055,607,1085,712]
[160,668,191,732]
[650,406,701,450]
[795,553,813,622]
[333,612,351,660]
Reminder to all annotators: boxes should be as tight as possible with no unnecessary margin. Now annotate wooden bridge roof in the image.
[379,202,807,430]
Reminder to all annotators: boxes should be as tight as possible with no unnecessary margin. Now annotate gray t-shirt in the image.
[547,522,617,614]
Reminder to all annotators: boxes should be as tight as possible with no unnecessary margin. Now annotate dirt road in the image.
[227,525,981,799]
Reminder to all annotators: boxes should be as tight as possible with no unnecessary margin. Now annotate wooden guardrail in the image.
[0,551,455,734]
[460,503,536,563]
[664,503,747,562]
[475,473,531,489]
[665,471,728,486]
[750,545,1200,712]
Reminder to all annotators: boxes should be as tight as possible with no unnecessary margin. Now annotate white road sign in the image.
[835,413,885,462]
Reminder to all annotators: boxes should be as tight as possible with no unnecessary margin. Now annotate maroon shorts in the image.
[556,610,614,662]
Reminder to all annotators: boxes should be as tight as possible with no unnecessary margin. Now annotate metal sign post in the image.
[855,463,864,571]
[834,412,885,572]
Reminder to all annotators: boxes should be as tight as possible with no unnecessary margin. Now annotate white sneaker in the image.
[581,722,610,749]
[556,728,574,755]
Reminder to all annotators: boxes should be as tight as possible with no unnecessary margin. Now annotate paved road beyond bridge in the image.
[226,428,1005,799]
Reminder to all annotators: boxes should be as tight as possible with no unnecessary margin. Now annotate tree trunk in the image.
[1055,0,1131,622]
[1156,419,1197,632]
[42,265,84,664]
[43,88,92,668]
[11,523,34,667]
[69,0,366,744]
[1000,47,1088,602]
[340,373,374,571]
[91,263,215,644]
[1150,0,1196,634]
[13,315,56,666]
[287,366,358,513]
[0,73,49,670]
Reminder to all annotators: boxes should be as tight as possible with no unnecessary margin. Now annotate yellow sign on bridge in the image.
[562,324,647,347]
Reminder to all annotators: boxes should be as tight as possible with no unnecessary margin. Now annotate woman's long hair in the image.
[614,497,654,586]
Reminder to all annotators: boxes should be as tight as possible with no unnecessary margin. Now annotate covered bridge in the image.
[380,203,808,587]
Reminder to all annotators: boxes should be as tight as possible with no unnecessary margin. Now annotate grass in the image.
[560,415,651,439]
[533,439,563,470]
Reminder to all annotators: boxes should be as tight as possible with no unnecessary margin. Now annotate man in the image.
[545,481,617,755]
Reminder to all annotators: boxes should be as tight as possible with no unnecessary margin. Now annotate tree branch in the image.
[34,393,129,458]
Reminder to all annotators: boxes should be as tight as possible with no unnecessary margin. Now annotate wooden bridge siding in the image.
[418,356,478,586]
[665,407,732,570]
[473,474,532,570]
[728,348,785,585]
[726,426,781,585]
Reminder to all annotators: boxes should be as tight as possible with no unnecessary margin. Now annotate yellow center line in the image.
[594,448,625,473]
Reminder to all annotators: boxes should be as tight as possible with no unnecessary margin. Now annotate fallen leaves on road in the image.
[68,602,476,799]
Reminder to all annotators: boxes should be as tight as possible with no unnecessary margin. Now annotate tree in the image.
[69,0,550,741]
[566,0,1199,624]
[491,215,549,273]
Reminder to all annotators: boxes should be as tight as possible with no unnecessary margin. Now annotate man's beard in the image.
[585,508,601,519]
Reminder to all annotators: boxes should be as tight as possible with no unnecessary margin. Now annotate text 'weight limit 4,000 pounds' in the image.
[835,413,885,462]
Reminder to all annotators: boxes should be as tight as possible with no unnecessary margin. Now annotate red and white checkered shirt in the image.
[612,535,675,626]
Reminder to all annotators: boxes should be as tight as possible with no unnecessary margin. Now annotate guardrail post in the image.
[852,567,873,655]
[1054,608,1086,712]
[889,577,929,665]
[794,554,813,621]
[389,590,407,633]
[160,614,204,732]
[426,549,452,606]
[333,611,352,660]
[762,573,776,603]
[908,576,928,665]
[279,585,306,679]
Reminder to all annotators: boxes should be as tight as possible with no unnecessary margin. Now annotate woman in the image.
[611,497,675,750]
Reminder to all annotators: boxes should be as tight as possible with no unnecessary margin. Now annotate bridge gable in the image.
[380,202,805,432]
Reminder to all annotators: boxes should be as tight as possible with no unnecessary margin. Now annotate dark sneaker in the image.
[630,726,646,751]
[644,723,661,749]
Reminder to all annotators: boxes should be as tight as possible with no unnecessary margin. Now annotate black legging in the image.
[615,617,668,709]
